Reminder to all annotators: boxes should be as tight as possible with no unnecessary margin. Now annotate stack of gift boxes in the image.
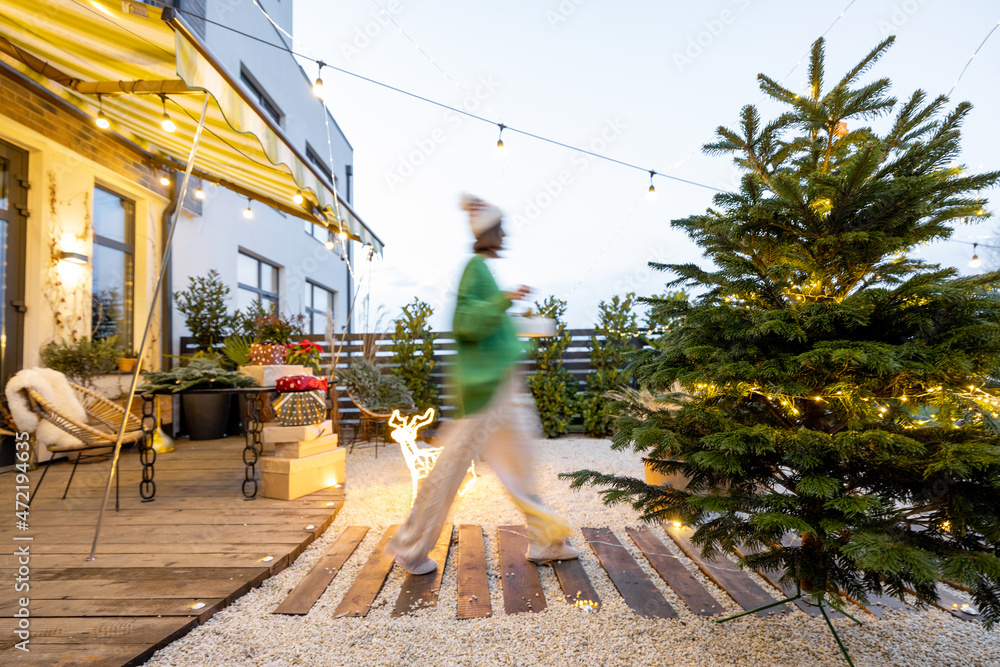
[259,375,345,500]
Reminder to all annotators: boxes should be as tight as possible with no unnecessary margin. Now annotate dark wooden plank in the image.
[497,525,546,614]
[932,584,981,622]
[552,558,600,611]
[0,552,292,573]
[733,542,845,619]
[665,523,788,617]
[626,526,722,616]
[0,616,196,646]
[456,524,492,619]
[0,524,320,544]
[581,527,676,619]
[20,572,268,601]
[333,526,398,618]
[25,508,335,527]
[0,597,225,620]
[274,526,369,615]
[391,524,453,617]
[0,642,159,666]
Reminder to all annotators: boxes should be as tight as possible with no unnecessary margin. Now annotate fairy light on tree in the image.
[564,36,1000,654]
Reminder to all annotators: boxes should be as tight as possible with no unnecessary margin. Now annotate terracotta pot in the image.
[118,358,138,373]
[249,342,288,365]
[644,459,689,491]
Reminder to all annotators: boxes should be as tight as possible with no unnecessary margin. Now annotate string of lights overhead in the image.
[91,0,996,267]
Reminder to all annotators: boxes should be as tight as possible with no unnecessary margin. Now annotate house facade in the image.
[0,0,382,466]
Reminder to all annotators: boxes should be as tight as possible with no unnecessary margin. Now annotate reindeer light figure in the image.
[389,408,476,505]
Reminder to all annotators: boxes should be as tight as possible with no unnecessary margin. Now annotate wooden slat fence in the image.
[180,329,644,434]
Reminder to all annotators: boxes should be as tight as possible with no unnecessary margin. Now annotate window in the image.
[237,251,279,312]
[92,186,135,349]
[304,281,336,335]
[304,218,333,243]
[240,66,283,125]
[306,143,333,183]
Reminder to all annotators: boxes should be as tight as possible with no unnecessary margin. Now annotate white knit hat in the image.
[459,193,503,238]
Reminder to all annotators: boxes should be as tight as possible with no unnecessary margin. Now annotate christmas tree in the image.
[565,37,1000,626]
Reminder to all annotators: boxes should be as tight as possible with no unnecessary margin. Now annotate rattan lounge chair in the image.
[24,382,145,509]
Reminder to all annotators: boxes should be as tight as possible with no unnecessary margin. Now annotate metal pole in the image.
[88,94,210,561]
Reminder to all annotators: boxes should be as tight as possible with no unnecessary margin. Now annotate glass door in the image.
[0,139,27,469]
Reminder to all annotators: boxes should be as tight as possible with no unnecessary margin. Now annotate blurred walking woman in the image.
[386,194,580,574]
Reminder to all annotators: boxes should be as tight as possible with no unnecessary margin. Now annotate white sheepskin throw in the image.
[5,368,87,450]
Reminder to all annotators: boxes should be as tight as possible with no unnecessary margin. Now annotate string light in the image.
[95,94,110,129]
[159,175,170,186]
[159,94,176,133]
[325,238,335,250]
[496,123,505,150]
[313,60,325,98]
[338,228,348,242]
[970,243,982,268]
[292,190,304,205]
[243,197,253,219]
[647,170,657,201]
[195,187,205,199]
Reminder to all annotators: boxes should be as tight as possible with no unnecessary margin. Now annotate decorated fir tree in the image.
[565,36,1000,627]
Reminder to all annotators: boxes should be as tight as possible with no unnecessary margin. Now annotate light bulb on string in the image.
[969,243,981,268]
[160,95,176,133]
[496,123,505,152]
[293,190,304,205]
[243,197,254,219]
[159,175,171,186]
[325,238,335,250]
[95,94,110,129]
[647,170,657,201]
[313,61,326,99]
[195,187,205,200]
[338,228,348,242]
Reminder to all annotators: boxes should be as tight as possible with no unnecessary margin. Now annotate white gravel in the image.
[143,436,1000,667]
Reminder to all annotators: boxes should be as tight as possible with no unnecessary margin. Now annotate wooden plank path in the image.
[273,526,369,615]
[665,523,789,617]
[333,526,397,618]
[391,524,454,617]
[552,558,601,611]
[456,524,492,619]
[497,525,546,614]
[626,526,722,616]
[582,527,676,618]
[0,435,343,666]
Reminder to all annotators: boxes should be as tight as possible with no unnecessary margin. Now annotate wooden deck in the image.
[0,436,344,667]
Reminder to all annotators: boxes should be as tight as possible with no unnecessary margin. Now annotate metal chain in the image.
[139,395,157,501]
[242,392,264,499]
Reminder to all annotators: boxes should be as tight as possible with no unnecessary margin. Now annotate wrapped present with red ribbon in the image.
[275,375,329,393]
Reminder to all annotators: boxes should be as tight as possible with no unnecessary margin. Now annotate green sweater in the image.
[452,255,522,416]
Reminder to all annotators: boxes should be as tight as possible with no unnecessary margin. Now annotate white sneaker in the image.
[399,557,438,575]
[526,539,581,563]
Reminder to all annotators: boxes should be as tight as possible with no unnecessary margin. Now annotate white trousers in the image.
[387,374,571,564]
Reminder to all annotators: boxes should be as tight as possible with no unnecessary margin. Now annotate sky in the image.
[288,0,1000,331]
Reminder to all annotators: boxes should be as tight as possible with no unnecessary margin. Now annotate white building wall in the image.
[171,0,358,346]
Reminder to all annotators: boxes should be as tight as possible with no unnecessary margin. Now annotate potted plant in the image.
[117,349,139,373]
[235,302,305,365]
[40,336,121,388]
[139,355,257,440]
[286,339,324,375]
[174,270,234,352]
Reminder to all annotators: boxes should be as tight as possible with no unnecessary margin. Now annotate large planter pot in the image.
[182,393,232,440]
[644,459,690,491]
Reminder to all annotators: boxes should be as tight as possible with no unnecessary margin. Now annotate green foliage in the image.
[174,270,233,351]
[232,301,304,344]
[139,357,258,393]
[581,293,638,437]
[563,37,1000,624]
[337,357,415,414]
[528,296,579,438]
[40,337,121,387]
[389,298,439,415]
[221,335,251,367]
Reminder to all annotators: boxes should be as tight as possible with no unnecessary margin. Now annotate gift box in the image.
[275,375,328,392]
[272,390,326,426]
[249,342,288,365]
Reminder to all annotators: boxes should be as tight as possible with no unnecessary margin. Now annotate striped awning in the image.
[0,0,383,253]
